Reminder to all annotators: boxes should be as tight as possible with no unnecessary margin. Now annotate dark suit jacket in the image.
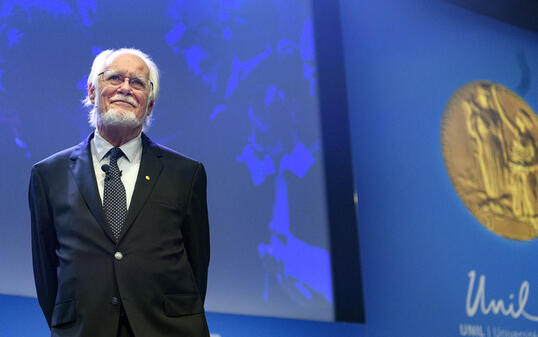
[29,133,210,337]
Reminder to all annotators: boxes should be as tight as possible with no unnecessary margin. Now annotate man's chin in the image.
[98,109,143,128]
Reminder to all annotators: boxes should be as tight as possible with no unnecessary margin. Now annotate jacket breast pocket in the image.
[163,293,203,317]
[51,299,77,327]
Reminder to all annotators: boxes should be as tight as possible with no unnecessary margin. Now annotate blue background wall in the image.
[342,1,538,336]
[2,0,538,336]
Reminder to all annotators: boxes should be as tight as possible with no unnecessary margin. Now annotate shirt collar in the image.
[93,128,142,162]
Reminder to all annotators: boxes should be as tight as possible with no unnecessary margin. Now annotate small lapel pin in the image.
[145,175,150,181]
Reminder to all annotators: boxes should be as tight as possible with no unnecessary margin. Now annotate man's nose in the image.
[118,78,132,94]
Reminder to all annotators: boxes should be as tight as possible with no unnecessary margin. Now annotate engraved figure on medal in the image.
[442,81,538,240]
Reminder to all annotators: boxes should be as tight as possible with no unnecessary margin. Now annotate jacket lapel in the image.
[69,133,116,243]
[117,133,163,243]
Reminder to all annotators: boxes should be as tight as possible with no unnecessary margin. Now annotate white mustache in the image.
[110,94,138,107]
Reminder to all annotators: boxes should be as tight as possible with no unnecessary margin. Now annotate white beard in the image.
[98,108,146,128]
[90,93,153,130]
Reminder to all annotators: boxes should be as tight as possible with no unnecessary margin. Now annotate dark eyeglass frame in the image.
[98,70,153,92]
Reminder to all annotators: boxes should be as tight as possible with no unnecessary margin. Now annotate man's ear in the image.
[147,101,155,116]
[88,83,95,104]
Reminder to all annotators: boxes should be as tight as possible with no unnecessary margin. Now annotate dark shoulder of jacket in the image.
[149,141,203,170]
[31,142,83,173]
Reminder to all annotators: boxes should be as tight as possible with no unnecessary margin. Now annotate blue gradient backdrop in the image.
[342,0,538,336]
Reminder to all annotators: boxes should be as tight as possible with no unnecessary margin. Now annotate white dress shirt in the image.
[90,129,142,209]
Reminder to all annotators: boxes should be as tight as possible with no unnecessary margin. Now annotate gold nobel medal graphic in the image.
[442,81,538,240]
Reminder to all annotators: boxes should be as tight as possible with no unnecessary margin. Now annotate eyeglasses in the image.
[98,70,153,92]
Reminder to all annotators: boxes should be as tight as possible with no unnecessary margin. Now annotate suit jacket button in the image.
[111,297,120,305]
[114,252,123,260]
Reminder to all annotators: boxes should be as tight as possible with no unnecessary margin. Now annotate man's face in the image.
[89,54,154,128]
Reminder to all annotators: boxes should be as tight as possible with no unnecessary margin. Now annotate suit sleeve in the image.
[183,162,210,303]
[29,166,58,328]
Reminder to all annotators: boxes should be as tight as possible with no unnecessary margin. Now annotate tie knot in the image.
[109,147,123,164]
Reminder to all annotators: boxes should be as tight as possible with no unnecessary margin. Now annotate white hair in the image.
[83,48,160,129]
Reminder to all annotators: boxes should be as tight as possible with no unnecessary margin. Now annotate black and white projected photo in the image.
[0,0,333,322]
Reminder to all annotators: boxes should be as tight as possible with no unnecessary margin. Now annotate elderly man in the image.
[29,48,210,337]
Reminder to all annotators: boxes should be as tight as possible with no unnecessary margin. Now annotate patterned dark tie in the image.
[103,147,127,240]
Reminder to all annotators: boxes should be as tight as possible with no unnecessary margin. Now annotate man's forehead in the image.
[106,53,149,75]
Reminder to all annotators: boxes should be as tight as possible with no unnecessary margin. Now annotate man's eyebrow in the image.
[106,70,148,79]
